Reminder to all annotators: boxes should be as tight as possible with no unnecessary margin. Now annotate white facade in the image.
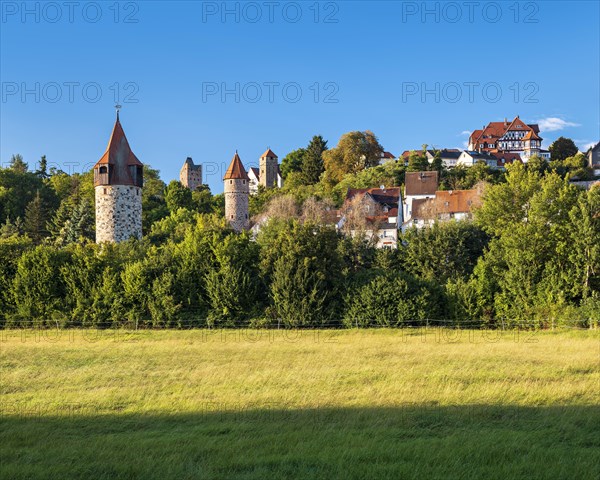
[248,168,260,195]
[456,150,509,168]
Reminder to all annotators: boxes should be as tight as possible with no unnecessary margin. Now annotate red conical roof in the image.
[224,151,249,180]
[94,113,142,186]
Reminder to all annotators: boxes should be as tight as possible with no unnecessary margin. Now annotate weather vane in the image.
[115,104,122,115]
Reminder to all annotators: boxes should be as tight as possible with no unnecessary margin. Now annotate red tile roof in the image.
[224,152,249,180]
[405,171,439,196]
[412,189,481,219]
[261,148,278,159]
[522,130,541,141]
[470,116,542,148]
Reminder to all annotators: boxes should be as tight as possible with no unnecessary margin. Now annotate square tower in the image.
[180,157,203,190]
[259,148,279,188]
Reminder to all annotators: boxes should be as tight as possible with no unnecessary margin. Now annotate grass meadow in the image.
[1,328,598,479]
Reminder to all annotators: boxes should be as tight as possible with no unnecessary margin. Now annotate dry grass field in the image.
[1,328,598,479]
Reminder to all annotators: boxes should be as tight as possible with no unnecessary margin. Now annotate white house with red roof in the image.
[403,188,482,231]
[402,171,439,224]
[378,151,397,165]
[468,116,550,162]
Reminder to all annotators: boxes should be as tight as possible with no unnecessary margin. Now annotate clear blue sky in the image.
[2,0,599,193]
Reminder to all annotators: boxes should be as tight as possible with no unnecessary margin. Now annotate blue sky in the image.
[2,0,599,193]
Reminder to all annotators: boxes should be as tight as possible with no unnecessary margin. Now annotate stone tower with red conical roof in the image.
[259,148,278,188]
[93,111,143,243]
[224,151,249,232]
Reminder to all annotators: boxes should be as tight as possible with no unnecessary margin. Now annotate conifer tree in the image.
[23,191,48,244]
[302,135,328,184]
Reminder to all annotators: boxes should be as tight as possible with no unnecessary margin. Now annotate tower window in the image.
[230,180,233,184]
[103,188,107,195]
[99,166,108,174]
[231,215,234,219]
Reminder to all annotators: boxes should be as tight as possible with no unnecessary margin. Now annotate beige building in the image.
[248,148,284,194]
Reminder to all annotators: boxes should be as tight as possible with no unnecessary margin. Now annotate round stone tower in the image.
[93,111,143,243]
[224,151,249,232]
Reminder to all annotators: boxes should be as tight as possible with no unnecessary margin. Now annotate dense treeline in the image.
[1,139,598,329]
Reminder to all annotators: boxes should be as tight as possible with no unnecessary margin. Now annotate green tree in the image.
[549,136,578,161]
[474,172,581,326]
[406,150,429,172]
[36,155,49,179]
[343,271,444,327]
[0,216,24,238]
[164,180,193,213]
[204,233,261,326]
[49,197,95,246]
[9,154,28,173]
[0,163,47,221]
[0,236,33,326]
[89,268,127,328]
[258,220,341,326]
[23,191,49,244]
[280,148,306,180]
[61,244,105,326]
[526,155,548,175]
[142,167,169,231]
[402,222,489,284]
[12,245,69,326]
[567,186,600,298]
[302,135,328,184]
[475,163,541,237]
[191,184,214,214]
[147,271,181,327]
[323,131,384,183]
[430,150,444,175]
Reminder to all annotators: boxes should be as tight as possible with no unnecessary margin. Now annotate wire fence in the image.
[1,317,597,331]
